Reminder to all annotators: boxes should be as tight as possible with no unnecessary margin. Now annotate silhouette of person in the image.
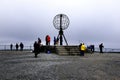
[54,36,57,45]
[38,37,42,52]
[20,42,24,51]
[15,43,19,51]
[45,35,48,45]
[99,43,104,53]
[92,45,95,53]
[33,41,40,58]
[90,45,95,53]
[38,37,41,44]
[10,44,13,51]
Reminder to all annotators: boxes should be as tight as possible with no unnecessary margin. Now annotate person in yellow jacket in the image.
[80,43,86,56]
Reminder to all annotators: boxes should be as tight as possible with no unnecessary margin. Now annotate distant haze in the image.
[0,0,120,48]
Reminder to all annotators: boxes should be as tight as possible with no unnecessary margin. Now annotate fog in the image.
[0,0,120,48]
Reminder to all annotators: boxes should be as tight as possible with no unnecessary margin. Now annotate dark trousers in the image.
[100,48,103,53]
[46,41,50,45]
[46,41,48,45]
[80,50,84,56]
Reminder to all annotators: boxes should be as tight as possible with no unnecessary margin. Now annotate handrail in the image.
[0,45,33,51]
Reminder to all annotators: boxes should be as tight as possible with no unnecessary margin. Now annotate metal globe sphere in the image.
[53,14,70,30]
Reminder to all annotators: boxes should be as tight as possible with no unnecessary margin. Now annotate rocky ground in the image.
[0,51,120,80]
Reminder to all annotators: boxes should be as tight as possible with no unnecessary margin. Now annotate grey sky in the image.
[0,0,120,48]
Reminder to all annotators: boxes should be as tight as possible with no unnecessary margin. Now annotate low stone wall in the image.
[40,45,56,53]
[39,45,92,55]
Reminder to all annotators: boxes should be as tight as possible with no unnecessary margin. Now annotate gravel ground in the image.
[0,51,120,80]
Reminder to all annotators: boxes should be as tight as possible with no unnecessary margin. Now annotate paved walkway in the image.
[0,51,120,80]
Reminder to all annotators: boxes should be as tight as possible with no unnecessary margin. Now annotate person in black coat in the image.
[16,43,19,51]
[99,43,104,53]
[33,41,40,58]
[20,42,24,51]
[10,44,13,51]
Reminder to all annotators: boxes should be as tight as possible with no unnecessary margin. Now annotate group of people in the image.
[79,43,104,56]
[89,43,104,53]
[10,42,24,51]
[33,34,104,58]
[33,35,59,58]
[45,35,59,46]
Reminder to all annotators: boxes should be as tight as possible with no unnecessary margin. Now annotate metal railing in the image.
[95,47,120,53]
[0,45,33,51]
[0,45,120,53]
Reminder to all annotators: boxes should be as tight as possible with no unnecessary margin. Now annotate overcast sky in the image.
[0,0,120,48]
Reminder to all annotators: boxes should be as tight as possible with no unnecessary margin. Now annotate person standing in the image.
[45,35,48,45]
[38,38,41,44]
[48,35,51,45]
[90,45,95,53]
[45,35,51,46]
[92,45,95,53]
[80,43,86,56]
[38,37,42,52]
[15,43,19,51]
[99,43,104,53]
[33,41,40,58]
[20,42,24,51]
[10,43,13,51]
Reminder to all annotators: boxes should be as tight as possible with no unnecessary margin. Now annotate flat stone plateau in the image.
[0,51,120,80]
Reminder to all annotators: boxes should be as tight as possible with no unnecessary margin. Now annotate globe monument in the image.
[53,14,70,45]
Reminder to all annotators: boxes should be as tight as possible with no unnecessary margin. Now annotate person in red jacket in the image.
[45,35,51,45]
[47,35,50,45]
